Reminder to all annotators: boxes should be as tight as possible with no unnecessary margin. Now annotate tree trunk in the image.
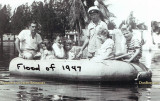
[76,21,82,46]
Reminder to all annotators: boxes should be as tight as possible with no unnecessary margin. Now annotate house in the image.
[0,33,16,41]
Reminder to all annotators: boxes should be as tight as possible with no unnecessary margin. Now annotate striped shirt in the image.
[126,36,142,62]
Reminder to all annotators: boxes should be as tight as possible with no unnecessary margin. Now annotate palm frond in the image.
[97,0,115,19]
[69,0,89,29]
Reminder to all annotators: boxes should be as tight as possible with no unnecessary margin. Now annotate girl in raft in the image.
[52,35,65,59]
[92,29,114,61]
[41,41,55,60]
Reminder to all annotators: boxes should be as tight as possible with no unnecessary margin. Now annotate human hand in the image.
[123,59,131,63]
[19,52,26,59]
[77,50,83,58]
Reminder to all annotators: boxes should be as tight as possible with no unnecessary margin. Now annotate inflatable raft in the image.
[9,57,152,82]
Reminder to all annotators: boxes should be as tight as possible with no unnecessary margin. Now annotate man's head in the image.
[88,6,100,23]
[29,21,37,34]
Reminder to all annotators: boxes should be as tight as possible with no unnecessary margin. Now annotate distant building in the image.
[65,30,78,42]
[0,33,16,41]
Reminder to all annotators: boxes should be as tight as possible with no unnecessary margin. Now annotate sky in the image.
[105,0,159,27]
[0,0,41,7]
[0,0,43,11]
[0,0,160,27]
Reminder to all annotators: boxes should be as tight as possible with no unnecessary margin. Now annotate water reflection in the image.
[0,72,154,101]
[0,78,152,101]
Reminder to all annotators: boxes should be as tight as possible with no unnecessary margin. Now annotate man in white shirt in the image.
[77,6,108,58]
[15,21,42,59]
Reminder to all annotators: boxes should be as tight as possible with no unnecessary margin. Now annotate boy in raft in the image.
[92,28,114,61]
[52,35,65,59]
[64,38,81,60]
[121,25,142,62]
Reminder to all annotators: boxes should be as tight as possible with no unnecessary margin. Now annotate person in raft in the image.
[52,35,65,59]
[91,28,114,61]
[15,21,42,60]
[121,25,142,62]
[77,6,108,58]
[64,38,81,60]
[41,41,55,60]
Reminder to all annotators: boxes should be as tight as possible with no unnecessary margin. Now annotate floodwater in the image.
[0,42,160,101]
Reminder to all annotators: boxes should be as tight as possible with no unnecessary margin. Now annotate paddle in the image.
[104,53,132,60]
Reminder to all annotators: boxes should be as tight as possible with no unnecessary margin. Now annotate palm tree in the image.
[68,0,115,45]
[68,0,89,45]
[95,0,115,22]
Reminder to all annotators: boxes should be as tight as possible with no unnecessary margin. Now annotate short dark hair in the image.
[46,42,52,51]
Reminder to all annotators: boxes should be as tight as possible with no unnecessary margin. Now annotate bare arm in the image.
[77,37,89,58]
[15,38,23,56]
[151,32,155,44]
[80,37,89,51]
[37,42,42,52]
[127,48,140,62]
[96,48,113,60]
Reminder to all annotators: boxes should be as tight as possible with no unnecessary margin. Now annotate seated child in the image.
[41,41,55,60]
[64,39,81,60]
[92,29,114,61]
[121,25,142,62]
[52,36,65,59]
[34,39,48,59]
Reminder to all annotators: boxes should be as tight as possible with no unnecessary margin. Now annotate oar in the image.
[104,53,132,60]
[113,53,132,60]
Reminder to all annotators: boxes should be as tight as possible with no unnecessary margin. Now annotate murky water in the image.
[0,42,160,101]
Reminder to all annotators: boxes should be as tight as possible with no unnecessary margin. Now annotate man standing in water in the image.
[15,21,42,59]
[77,6,108,58]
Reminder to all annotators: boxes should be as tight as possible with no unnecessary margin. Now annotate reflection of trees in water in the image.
[0,41,17,68]
[17,86,88,101]
[0,43,3,60]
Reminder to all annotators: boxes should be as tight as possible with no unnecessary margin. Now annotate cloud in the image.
[105,0,150,26]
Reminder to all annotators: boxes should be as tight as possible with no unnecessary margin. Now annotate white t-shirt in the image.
[52,43,65,58]
[41,50,55,60]
[17,29,42,51]
[93,39,114,60]
[87,20,108,53]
